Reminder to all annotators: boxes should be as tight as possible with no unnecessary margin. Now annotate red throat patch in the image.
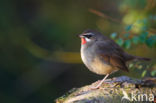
[81,38,86,44]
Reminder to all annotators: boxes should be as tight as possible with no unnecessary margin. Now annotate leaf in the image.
[129,63,134,68]
[151,70,156,76]
[132,36,139,44]
[124,33,130,38]
[125,25,132,31]
[139,32,148,43]
[110,32,117,39]
[146,37,154,47]
[141,26,147,31]
[138,65,143,69]
[137,19,147,25]
[124,40,131,49]
[116,38,124,46]
[146,35,156,47]
[141,70,147,77]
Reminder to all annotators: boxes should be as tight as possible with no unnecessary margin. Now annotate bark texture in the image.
[56,76,156,103]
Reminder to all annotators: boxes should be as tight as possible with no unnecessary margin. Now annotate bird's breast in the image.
[81,46,93,69]
[81,46,118,75]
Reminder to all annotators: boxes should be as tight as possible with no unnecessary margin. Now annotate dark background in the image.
[0,0,156,103]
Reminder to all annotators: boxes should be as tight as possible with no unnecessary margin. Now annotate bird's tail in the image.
[125,53,151,61]
[134,56,151,61]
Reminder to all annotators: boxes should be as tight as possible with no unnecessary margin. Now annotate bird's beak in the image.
[78,34,84,38]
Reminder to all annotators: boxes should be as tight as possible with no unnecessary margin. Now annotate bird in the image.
[79,29,150,89]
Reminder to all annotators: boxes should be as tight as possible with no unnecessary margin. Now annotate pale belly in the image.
[90,58,118,75]
[81,48,118,75]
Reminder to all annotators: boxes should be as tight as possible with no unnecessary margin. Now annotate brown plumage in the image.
[79,29,150,89]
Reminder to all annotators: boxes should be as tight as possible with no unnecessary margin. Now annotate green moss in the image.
[55,76,156,103]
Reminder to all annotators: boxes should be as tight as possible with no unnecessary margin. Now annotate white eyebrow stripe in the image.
[84,33,94,35]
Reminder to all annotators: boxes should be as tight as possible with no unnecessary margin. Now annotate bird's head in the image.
[78,29,104,45]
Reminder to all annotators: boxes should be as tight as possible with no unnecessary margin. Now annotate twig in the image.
[89,8,121,24]
[89,8,156,34]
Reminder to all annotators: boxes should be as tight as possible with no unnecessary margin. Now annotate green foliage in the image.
[112,23,156,49]
[141,70,147,77]
[124,39,131,49]
[116,38,124,46]
[110,32,117,39]
[125,25,132,31]
[139,32,148,43]
[128,63,134,68]
[124,33,130,38]
[146,35,156,47]
[1,0,156,102]
[132,36,139,44]
[110,16,156,77]
[151,70,156,76]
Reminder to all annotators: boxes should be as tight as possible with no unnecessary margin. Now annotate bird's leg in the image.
[91,74,109,89]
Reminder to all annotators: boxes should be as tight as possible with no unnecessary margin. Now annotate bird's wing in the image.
[94,40,129,72]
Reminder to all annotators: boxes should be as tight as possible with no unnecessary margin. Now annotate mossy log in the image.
[56,76,156,103]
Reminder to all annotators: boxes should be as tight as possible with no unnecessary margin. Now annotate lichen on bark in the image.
[56,76,156,103]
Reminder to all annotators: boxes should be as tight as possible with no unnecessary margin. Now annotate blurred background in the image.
[0,0,156,103]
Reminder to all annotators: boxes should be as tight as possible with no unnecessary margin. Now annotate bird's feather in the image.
[94,40,129,72]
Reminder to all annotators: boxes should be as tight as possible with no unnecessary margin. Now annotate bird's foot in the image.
[90,85,100,89]
[90,74,110,89]
[90,80,111,89]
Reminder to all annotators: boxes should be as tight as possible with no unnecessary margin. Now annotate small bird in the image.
[79,29,150,89]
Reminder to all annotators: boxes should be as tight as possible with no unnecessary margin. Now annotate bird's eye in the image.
[83,33,94,39]
[84,35,92,38]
